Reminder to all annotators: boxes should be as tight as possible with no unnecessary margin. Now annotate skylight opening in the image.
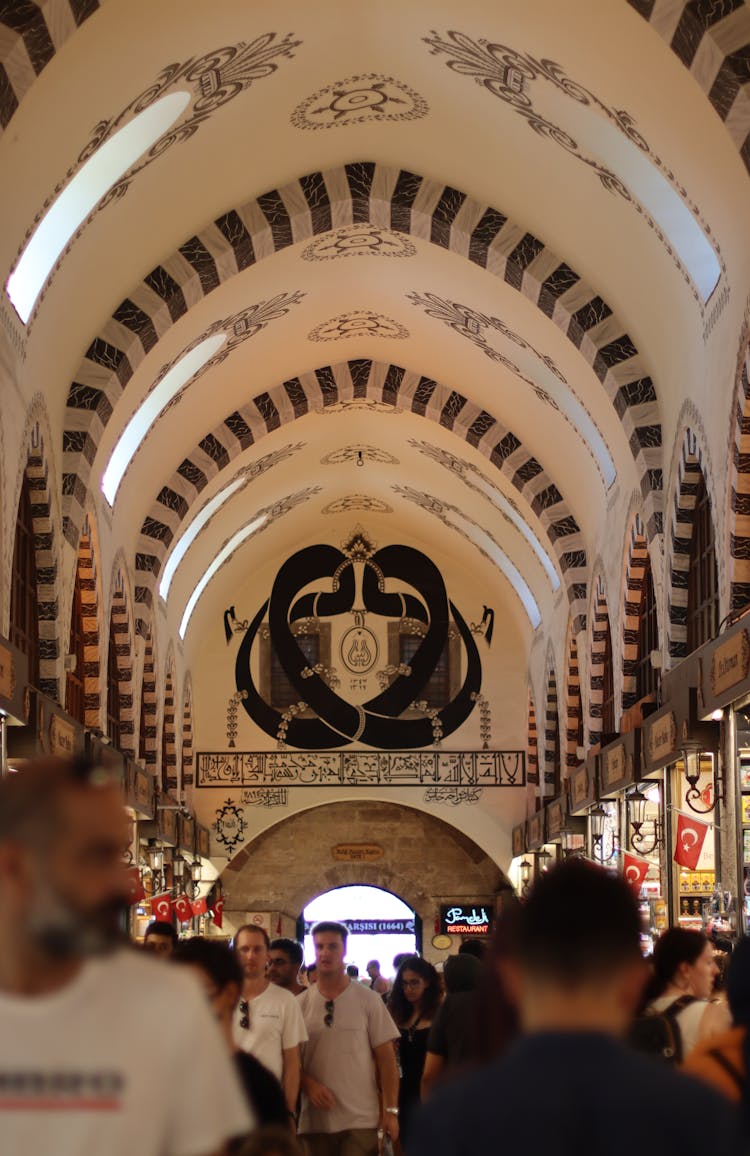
[6,90,191,324]
[101,333,227,506]
[159,474,245,601]
[179,514,268,640]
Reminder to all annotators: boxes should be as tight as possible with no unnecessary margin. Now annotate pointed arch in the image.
[730,341,750,614]
[65,515,102,728]
[106,561,135,755]
[621,511,654,710]
[181,675,194,791]
[543,662,561,795]
[527,689,539,788]
[667,429,719,661]
[564,626,583,773]
[588,574,615,746]
[161,653,177,794]
[138,629,157,774]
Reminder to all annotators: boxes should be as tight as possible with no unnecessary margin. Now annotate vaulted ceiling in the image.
[2,0,749,667]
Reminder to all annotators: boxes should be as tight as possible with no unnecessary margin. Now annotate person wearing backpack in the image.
[640,929,730,1061]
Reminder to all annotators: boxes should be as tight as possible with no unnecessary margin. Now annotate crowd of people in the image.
[3,756,750,1154]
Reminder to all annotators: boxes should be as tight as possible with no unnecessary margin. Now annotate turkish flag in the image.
[622,852,651,896]
[151,893,173,922]
[125,866,146,905]
[173,893,194,923]
[674,812,710,870]
[211,898,225,929]
[191,896,208,917]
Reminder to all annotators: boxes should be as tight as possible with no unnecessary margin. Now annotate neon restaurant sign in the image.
[440,905,492,936]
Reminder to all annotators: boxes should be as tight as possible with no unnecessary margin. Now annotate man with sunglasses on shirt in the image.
[232,924,307,1126]
[298,921,400,1156]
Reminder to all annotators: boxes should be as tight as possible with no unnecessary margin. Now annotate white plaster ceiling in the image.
[2,0,749,658]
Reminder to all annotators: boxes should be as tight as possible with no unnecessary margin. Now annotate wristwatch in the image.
[385,1108,399,1116]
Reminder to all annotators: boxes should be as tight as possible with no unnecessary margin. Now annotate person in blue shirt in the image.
[408,859,744,1156]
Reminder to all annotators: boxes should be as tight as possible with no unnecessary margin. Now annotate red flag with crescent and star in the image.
[151,893,173,922]
[125,866,146,905]
[621,852,651,896]
[191,896,208,917]
[173,893,194,924]
[673,812,710,871]
[211,898,225,929]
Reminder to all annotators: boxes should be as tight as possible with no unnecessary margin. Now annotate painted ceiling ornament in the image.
[308,311,409,342]
[422,29,725,306]
[213,797,248,854]
[322,495,394,515]
[321,445,399,466]
[317,399,403,417]
[302,225,417,262]
[291,74,429,130]
[234,528,482,750]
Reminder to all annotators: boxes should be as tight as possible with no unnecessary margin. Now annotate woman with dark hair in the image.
[388,957,442,1145]
[644,928,730,1059]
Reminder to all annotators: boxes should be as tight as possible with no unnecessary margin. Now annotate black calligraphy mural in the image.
[232,528,483,750]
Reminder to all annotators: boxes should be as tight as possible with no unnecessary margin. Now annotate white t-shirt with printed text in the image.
[232,981,308,1080]
[0,948,253,1156]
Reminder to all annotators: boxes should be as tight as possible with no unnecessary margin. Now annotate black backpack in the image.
[626,995,697,1063]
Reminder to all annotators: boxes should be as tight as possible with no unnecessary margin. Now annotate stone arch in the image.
[0,4,99,138]
[106,558,136,755]
[621,511,653,711]
[138,629,158,774]
[588,574,614,746]
[133,358,587,637]
[564,624,583,773]
[526,689,539,788]
[666,427,717,662]
[160,650,177,793]
[68,514,102,728]
[542,658,561,794]
[627,1,750,176]
[181,675,194,791]
[11,405,62,699]
[222,800,506,930]
[62,162,662,548]
[729,339,750,615]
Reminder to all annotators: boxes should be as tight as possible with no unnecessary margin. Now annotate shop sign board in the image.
[512,822,527,857]
[569,759,597,814]
[126,760,154,818]
[7,689,84,760]
[178,813,195,856]
[157,802,178,846]
[305,918,415,935]
[196,825,211,858]
[440,904,492,936]
[527,811,545,850]
[546,797,564,840]
[643,709,678,773]
[697,620,750,715]
[0,637,27,724]
[331,843,384,862]
[599,732,639,797]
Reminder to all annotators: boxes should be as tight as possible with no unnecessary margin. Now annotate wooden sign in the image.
[511,822,526,857]
[527,811,545,850]
[331,843,384,862]
[546,798,564,839]
[711,630,750,698]
[570,761,595,813]
[0,641,16,700]
[645,710,677,768]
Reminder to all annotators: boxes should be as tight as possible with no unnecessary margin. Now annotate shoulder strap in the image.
[660,996,697,1064]
[706,1047,744,1092]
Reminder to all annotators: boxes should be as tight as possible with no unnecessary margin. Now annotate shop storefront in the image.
[544,789,586,860]
[567,754,599,861]
[641,681,721,938]
[0,636,28,774]
[693,614,750,937]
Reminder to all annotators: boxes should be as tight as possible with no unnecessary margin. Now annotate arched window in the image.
[9,475,39,687]
[687,478,719,652]
[65,575,86,722]
[106,617,121,749]
[635,558,659,702]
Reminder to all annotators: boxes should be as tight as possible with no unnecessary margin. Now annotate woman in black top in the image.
[388,956,442,1148]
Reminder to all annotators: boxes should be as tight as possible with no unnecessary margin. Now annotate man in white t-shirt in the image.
[298,921,400,1156]
[232,923,307,1119]
[0,756,252,1156]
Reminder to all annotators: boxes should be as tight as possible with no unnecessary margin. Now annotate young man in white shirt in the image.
[298,921,400,1156]
[232,923,307,1120]
[0,756,252,1156]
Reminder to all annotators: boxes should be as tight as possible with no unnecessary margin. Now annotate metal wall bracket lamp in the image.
[627,785,663,855]
[680,738,723,816]
[589,802,618,863]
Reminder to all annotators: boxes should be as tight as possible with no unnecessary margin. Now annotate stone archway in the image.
[222,800,507,950]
